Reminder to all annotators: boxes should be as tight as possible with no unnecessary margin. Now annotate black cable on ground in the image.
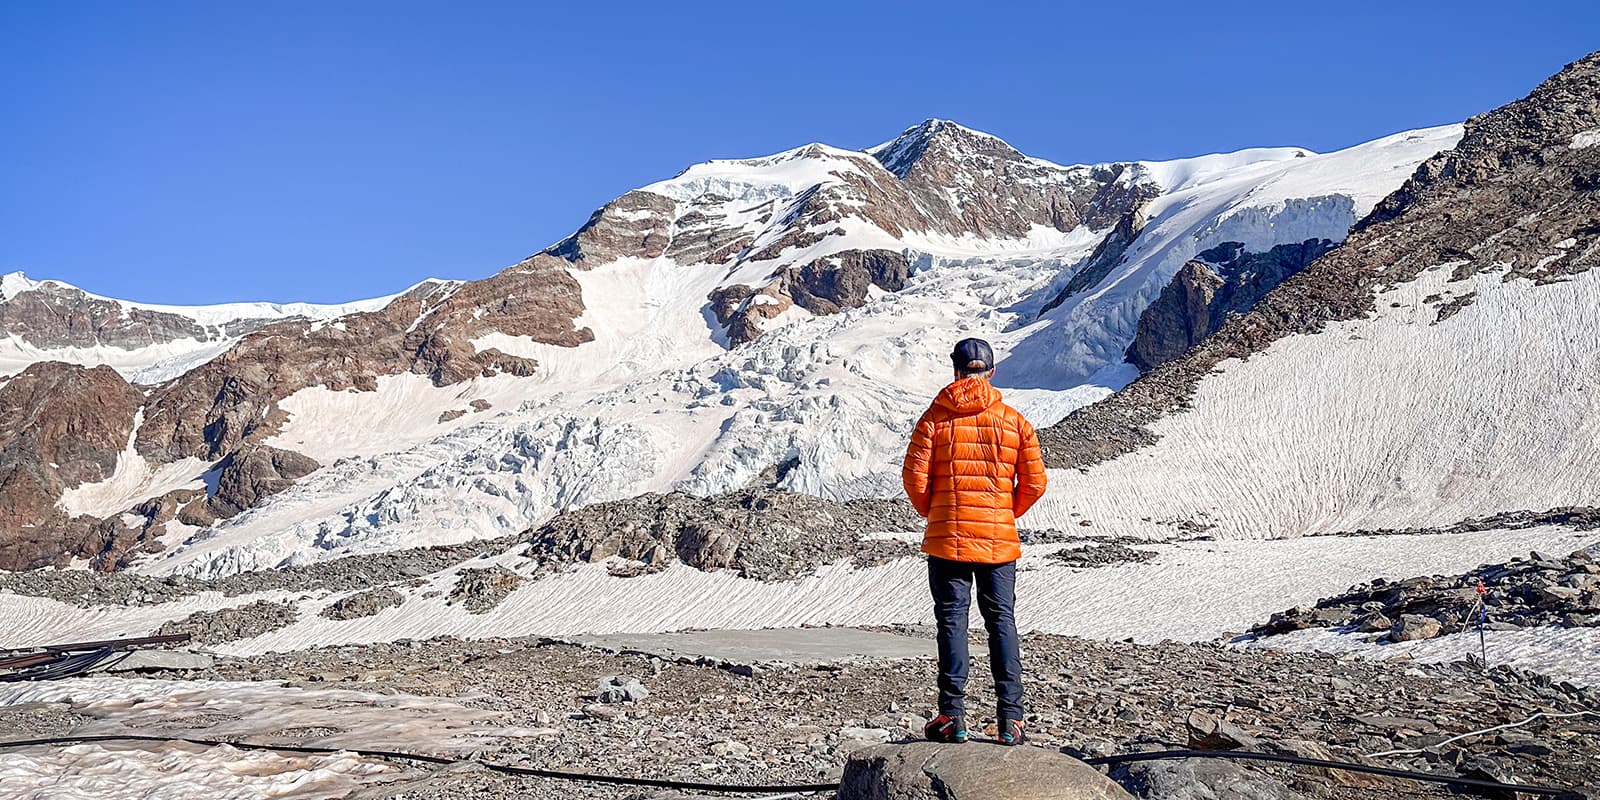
[0,734,1585,799]
[1082,749,1585,799]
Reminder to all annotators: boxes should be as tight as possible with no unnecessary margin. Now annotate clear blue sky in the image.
[2,1,1595,305]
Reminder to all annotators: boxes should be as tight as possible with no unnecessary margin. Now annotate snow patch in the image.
[56,412,211,518]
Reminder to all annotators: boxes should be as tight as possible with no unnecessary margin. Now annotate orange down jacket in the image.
[901,377,1048,564]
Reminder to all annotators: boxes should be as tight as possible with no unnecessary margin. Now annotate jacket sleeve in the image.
[1012,418,1048,517]
[901,411,936,517]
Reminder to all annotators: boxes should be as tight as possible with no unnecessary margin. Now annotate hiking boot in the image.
[924,714,969,743]
[998,718,1026,746]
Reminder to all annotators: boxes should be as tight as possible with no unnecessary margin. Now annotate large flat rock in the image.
[566,627,934,669]
[841,741,1133,800]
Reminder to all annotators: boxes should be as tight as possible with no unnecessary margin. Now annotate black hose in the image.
[0,734,1584,798]
[1083,749,1586,799]
[0,648,117,683]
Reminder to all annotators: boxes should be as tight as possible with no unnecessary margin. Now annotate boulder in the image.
[1110,757,1298,800]
[839,741,1132,800]
[1185,709,1260,750]
[1389,614,1443,642]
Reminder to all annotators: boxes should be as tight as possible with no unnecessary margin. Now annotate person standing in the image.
[902,337,1048,745]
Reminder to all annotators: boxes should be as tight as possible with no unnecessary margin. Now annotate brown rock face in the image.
[710,250,913,345]
[0,279,252,350]
[1041,51,1600,469]
[136,256,590,461]
[1125,261,1226,372]
[207,444,320,518]
[544,190,678,268]
[875,120,1113,239]
[1125,239,1336,372]
[0,363,143,570]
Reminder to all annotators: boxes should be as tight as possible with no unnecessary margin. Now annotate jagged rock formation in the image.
[545,121,1160,346]
[319,587,406,620]
[1041,51,1600,469]
[155,599,299,645]
[708,250,913,345]
[0,255,594,569]
[0,276,291,351]
[1126,239,1336,372]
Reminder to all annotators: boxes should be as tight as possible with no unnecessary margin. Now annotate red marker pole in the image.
[1475,579,1488,672]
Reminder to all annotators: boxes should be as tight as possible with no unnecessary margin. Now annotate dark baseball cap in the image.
[950,338,994,371]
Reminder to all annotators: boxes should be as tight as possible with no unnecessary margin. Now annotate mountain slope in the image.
[1034,50,1600,538]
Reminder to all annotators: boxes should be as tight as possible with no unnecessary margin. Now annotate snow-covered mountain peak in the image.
[641,141,873,204]
[0,271,43,301]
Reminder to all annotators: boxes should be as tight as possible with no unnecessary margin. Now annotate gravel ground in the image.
[6,632,1589,799]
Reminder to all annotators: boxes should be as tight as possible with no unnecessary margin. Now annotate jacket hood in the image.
[934,377,1003,414]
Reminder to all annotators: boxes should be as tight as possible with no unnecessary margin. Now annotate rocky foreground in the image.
[5,631,1596,799]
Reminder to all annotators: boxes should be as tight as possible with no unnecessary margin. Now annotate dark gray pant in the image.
[927,555,1023,721]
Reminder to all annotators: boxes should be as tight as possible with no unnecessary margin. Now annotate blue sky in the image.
[2,1,1595,304]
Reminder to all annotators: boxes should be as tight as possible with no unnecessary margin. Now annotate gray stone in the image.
[1390,614,1443,642]
[840,741,1133,800]
[596,676,650,703]
[1110,757,1298,800]
[710,740,752,759]
[1185,709,1260,750]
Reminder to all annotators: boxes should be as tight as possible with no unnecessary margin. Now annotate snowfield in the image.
[1022,265,1600,538]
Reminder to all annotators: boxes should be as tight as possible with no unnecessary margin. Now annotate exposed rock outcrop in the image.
[1125,238,1336,372]
[1041,51,1600,469]
[544,191,678,268]
[525,490,922,580]
[319,587,406,620]
[0,362,143,570]
[207,444,320,518]
[156,600,299,645]
[710,250,913,345]
[136,255,589,462]
[446,566,523,614]
[0,277,267,350]
[547,120,1161,347]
